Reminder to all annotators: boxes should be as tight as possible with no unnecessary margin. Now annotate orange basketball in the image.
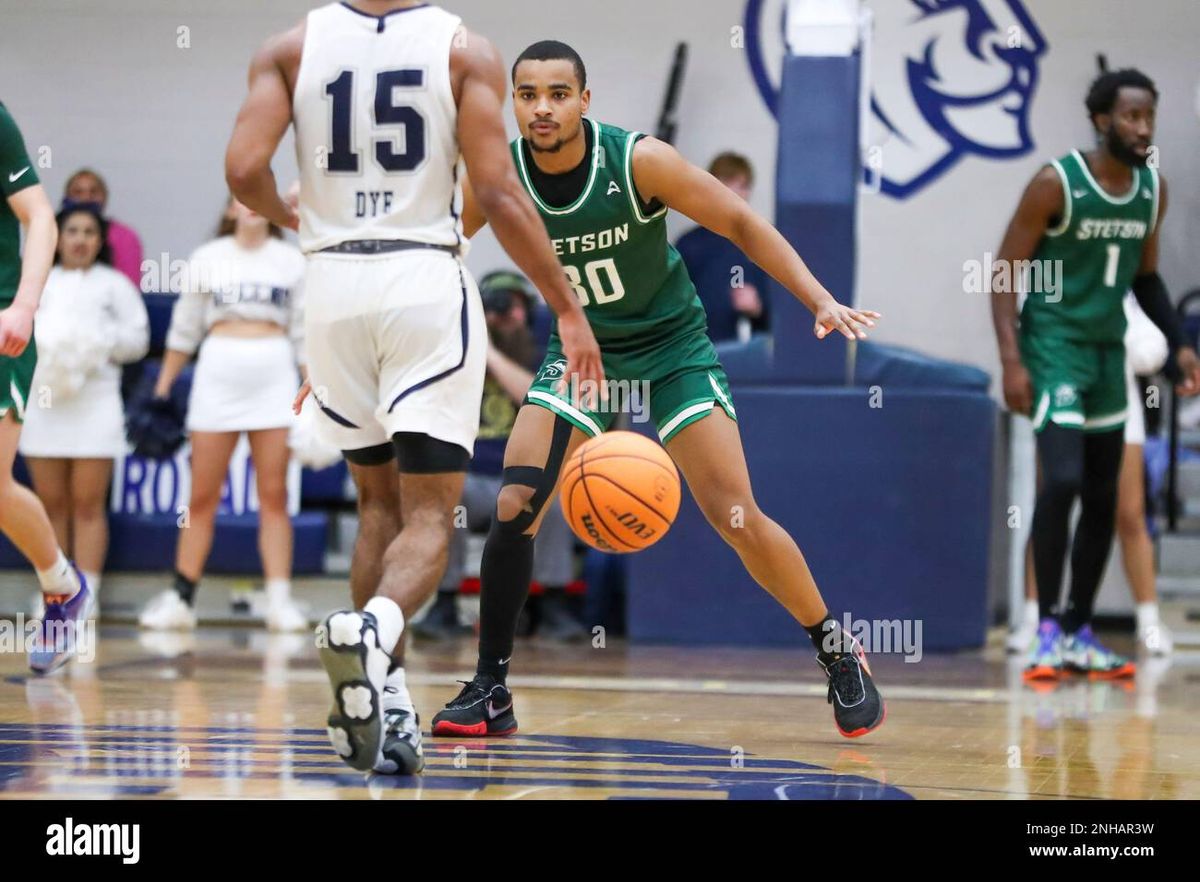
[559,431,681,553]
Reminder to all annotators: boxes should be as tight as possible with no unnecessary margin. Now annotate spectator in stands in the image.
[674,153,771,343]
[62,168,144,289]
[413,270,585,642]
[20,203,148,618]
[138,195,306,633]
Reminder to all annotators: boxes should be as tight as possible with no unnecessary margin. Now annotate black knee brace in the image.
[494,415,575,533]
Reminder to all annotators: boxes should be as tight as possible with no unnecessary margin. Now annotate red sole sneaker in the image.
[431,720,518,737]
[837,702,887,739]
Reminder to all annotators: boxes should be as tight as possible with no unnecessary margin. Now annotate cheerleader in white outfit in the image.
[139,197,307,632]
[1118,294,1173,655]
[20,204,149,615]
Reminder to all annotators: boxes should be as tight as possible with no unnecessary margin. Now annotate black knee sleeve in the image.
[343,441,395,466]
[392,432,470,474]
[475,416,575,677]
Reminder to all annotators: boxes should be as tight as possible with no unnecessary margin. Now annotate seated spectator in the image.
[62,168,144,289]
[674,152,771,343]
[20,203,149,618]
[413,270,585,642]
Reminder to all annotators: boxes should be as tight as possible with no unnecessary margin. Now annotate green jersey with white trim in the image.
[511,118,708,351]
[1021,150,1158,345]
[0,102,41,305]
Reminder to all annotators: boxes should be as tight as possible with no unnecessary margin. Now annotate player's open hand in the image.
[814,300,880,341]
[557,311,607,406]
[0,304,34,357]
[1002,361,1034,415]
[1176,347,1200,397]
[293,378,312,415]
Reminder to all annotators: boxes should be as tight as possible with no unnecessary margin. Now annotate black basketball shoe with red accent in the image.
[430,675,518,737]
[819,639,886,738]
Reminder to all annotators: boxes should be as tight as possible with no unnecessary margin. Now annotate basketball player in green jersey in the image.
[431,41,886,740]
[0,101,92,673]
[990,69,1200,681]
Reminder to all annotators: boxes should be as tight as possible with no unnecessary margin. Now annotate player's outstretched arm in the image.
[631,137,878,342]
[451,29,604,393]
[1131,176,1200,395]
[990,167,1061,415]
[0,185,56,356]
[225,27,302,232]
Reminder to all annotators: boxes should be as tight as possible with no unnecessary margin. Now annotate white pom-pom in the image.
[289,396,344,470]
[32,306,112,403]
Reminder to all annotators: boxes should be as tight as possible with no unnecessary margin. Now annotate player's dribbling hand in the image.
[557,312,607,407]
[1176,347,1200,397]
[1002,361,1034,415]
[0,304,34,357]
[293,379,312,415]
[813,300,880,341]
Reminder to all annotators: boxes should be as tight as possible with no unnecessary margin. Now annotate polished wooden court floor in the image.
[2,619,1197,800]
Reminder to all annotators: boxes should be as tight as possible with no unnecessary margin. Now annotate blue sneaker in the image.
[1061,625,1136,679]
[29,571,92,675]
[1023,618,1063,682]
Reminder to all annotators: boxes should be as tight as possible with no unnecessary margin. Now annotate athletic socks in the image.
[806,614,851,666]
[383,666,415,714]
[1136,602,1159,632]
[173,571,198,605]
[36,551,79,598]
[365,596,405,655]
[476,520,535,685]
[265,578,292,606]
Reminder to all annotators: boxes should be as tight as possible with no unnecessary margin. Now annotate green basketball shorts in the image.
[525,329,737,443]
[1020,334,1127,434]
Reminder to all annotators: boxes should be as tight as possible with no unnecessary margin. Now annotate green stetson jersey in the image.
[511,118,708,351]
[0,101,41,305]
[1021,149,1159,345]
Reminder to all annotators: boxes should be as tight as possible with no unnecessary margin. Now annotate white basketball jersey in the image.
[293,3,464,253]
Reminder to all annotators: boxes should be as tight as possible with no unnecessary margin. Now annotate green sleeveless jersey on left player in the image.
[1021,149,1159,344]
[511,118,708,350]
[0,101,41,305]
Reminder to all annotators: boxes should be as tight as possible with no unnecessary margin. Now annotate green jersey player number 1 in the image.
[517,118,737,443]
[1020,149,1159,433]
[0,101,41,423]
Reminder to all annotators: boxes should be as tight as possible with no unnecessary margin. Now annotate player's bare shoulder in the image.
[254,17,307,95]
[448,26,505,105]
[1027,163,1065,208]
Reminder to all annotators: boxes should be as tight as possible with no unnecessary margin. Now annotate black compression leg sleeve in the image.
[1031,424,1085,621]
[476,523,535,683]
[1061,429,1124,634]
[476,416,576,683]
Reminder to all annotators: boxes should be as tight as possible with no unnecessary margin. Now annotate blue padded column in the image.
[771,51,861,383]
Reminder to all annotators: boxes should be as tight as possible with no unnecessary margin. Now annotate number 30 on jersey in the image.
[565,258,625,307]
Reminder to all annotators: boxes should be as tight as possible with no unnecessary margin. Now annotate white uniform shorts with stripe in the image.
[304,250,486,455]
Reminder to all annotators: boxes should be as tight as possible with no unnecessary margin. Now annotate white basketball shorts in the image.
[303,249,486,455]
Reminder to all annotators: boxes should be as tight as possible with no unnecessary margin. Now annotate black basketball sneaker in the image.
[819,638,886,738]
[431,675,518,737]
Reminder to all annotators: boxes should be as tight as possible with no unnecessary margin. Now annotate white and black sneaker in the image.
[315,610,391,771]
[376,704,425,775]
